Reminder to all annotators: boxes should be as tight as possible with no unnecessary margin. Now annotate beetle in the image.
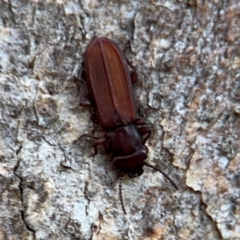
[80,37,178,214]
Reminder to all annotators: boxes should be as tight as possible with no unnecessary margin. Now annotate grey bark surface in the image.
[0,1,239,240]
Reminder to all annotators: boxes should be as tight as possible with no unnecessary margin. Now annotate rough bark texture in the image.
[0,1,239,240]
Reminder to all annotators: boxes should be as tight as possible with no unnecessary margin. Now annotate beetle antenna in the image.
[143,161,178,190]
[119,176,127,214]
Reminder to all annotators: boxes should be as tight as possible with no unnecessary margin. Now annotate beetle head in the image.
[112,147,147,177]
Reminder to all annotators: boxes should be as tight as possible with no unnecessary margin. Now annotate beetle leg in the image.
[72,134,96,144]
[80,97,91,107]
[73,132,107,156]
[79,84,92,107]
[94,130,107,138]
[73,131,106,143]
[122,44,138,85]
[87,131,107,156]
[126,58,144,85]
[130,71,138,84]
[90,137,107,156]
[137,126,151,144]
[134,118,147,125]
[91,130,107,156]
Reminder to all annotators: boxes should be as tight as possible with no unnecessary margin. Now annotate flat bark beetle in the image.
[80,37,178,214]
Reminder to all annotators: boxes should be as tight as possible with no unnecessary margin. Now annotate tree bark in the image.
[0,1,239,239]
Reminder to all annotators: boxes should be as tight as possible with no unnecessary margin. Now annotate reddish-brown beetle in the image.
[81,37,177,214]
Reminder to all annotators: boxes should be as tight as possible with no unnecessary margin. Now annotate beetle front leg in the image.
[137,126,151,144]
[133,118,151,144]
[134,118,148,125]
